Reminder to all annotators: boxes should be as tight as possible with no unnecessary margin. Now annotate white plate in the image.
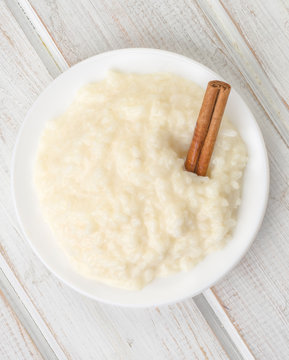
[12,48,269,307]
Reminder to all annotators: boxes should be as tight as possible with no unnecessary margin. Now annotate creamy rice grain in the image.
[35,72,247,289]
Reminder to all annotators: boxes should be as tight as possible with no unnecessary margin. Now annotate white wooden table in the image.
[1,1,289,359]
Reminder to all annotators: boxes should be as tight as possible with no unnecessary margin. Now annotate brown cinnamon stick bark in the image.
[185,80,231,176]
[184,83,219,172]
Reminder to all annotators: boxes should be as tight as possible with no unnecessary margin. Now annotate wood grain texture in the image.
[0,290,43,360]
[198,0,289,146]
[220,0,289,111]
[24,0,289,358]
[0,2,229,359]
[197,2,289,358]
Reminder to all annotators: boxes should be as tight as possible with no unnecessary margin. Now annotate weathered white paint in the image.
[1,0,289,358]
[0,288,43,360]
[0,1,230,359]
[24,0,289,358]
[198,1,289,358]
[220,0,289,115]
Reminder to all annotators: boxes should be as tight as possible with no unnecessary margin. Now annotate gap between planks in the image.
[4,0,257,359]
[0,253,67,360]
[0,287,43,360]
[197,0,289,148]
[5,0,67,77]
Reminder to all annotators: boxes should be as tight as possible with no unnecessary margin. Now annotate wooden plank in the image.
[197,0,289,145]
[5,0,251,357]
[0,289,43,360]
[0,261,61,360]
[0,2,230,359]
[200,291,254,360]
[2,0,66,78]
[219,0,289,119]
[196,1,289,359]
[22,0,289,358]
[195,293,253,360]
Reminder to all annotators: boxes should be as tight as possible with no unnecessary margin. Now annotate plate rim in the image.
[11,48,270,307]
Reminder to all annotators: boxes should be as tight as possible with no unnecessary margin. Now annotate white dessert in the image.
[35,72,247,290]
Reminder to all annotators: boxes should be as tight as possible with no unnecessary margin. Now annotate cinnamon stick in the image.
[185,80,231,176]
[184,83,219,172]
